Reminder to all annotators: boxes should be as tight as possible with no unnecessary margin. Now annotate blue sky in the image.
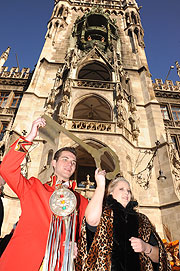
[0,0,179,83]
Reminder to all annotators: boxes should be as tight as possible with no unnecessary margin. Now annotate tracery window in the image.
[171,135,180,156]
[160,105,169,120]
[10,93,22,108]
[0,92,9,108]
[171,106,180,121]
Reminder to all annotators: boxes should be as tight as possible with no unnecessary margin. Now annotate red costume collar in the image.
[46,175,76,190]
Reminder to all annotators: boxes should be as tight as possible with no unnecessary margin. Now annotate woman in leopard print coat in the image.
[75,169,171,271]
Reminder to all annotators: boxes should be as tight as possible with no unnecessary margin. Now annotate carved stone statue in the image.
[58,95,69,123]
[116,83,124,100]
[54,65,66,90]
[166,129,180,199]
[129,95,137,112]
[116,100,126,128]
[63,79,71,94]
[129,111,140,140]
[45,88,58,117]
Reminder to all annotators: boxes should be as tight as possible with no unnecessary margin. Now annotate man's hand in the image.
[25,117,46,142]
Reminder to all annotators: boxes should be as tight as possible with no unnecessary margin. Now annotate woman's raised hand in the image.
[95,168,106,188]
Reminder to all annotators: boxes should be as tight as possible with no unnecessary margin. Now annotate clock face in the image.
[49,187,77,217]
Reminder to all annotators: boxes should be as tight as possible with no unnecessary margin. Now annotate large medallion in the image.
[49,187,77,217]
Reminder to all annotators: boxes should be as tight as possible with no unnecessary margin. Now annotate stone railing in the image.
[68,0,122,8]
[0,108,16,115]
[174,120,180,128]
[70,119,116,132]
[153,79,180,91]
[164,119,174,127]
[73,79,115,90]
[0,67,31,79]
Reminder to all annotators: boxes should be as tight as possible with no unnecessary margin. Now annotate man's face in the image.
[52,151,77,182]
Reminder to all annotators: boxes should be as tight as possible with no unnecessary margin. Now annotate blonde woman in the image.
[75,169,171,271]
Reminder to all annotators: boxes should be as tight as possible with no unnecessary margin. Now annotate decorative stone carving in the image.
[71,46,82,68]
[175,61,180,79]
[58,94,70,123]
[45,88,58,117]
[116,99,126,128]
[129,111,140,140]
[129,96,140,140]
[166,129,180,199]
[129,95,137,112]
[63,79,71,94]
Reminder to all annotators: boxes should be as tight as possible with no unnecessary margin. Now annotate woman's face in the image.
[111,180,131,207]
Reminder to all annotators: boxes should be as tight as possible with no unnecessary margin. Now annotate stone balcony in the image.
[0,107,16,115]
[66,118,134,143]
[70,118,116,133]
[72,79,115,90]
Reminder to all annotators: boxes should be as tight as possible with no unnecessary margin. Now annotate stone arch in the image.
[72,138,118,186]
[72,93,113,121]
[111,10,117,16]
[105,10,110,15]
[57,5,64,17]
[131,11,137,25]
[77,61,112,81]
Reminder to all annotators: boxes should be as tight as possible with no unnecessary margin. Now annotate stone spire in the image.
[175,61,180,79]
[0,47,11,67]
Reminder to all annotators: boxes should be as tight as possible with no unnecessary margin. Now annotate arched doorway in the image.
[74,140,117,187]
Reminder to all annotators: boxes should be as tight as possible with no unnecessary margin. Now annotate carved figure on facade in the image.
[63,79,71,95]
[117,66,130,89]
[129,111,140,140]
[116,99,126,128]
[129,95,137,112]
[54,60,70,90]
[166,129,180,199]
[58,94,70,124]
[116,83,124,100]
[45,88,58,117]
[71,46,82,68]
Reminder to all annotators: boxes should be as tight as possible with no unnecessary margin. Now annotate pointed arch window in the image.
[0,92,9,108]
[78,62,111,81]
[73,95,112,121]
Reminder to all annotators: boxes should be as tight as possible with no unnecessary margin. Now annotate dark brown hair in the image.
[53,147,77,161]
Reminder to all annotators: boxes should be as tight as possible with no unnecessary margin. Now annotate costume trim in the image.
[14,137,32,153]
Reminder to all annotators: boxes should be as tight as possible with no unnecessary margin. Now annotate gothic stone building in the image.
[1,0,180,241]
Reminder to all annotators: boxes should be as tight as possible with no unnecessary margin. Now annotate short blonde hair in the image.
[107,176,133,199]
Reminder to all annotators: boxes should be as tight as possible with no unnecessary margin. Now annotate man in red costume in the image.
[0,117,88,271]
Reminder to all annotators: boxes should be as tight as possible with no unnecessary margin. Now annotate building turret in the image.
[0,47,11,68]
